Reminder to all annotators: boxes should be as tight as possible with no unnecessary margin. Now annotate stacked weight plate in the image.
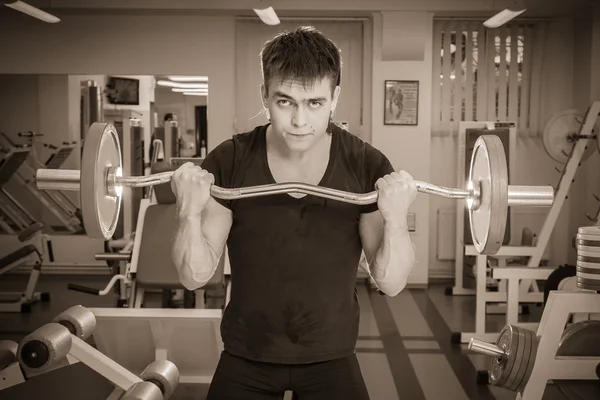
[575,226,600,291]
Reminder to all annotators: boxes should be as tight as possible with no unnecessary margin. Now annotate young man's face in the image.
[263,76,340,153]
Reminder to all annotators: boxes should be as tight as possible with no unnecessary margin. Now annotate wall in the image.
[0,7,596,281]
[371,12,432,285]
[0,12,236,154]
[0,75,41,137]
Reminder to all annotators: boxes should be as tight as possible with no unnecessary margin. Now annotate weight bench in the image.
[89,306,223,393]
[128,199,228,309]
[68,159,229,310]
[0,222,52,313]
[0,305,180,398]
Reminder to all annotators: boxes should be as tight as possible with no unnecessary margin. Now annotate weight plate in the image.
[576,277,600,291]
[577,251,600,260]
[505,327,528,391]
[468,135,508,255]
[490,325,518,387]
[512,328,538,393]
[576,261,600,271]
[519,329,538,393]
[576,265,600,274]
[576,244,600,254]
[576,270,600,280]
[555,320,600,399]
[578,226,600,236]
[578,235,600,241]
[576,238,600,247]
[81,122,122,240]
[542,109,594,163]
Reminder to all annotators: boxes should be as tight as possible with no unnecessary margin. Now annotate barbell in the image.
[34,122,555,254]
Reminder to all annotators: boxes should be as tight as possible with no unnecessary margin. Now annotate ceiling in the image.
[1,0,596,19]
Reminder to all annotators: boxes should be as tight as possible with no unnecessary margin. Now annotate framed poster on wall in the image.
[384,80,419,126]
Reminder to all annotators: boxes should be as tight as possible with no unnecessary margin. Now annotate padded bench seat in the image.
[0,245,38,271]
[136,203,225,291]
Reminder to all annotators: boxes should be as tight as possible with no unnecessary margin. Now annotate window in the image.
[432,20,546,137]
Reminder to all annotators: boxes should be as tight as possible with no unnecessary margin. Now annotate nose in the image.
[291,106,307,128]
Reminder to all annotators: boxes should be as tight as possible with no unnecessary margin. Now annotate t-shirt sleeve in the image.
[200,139,235,210]
[360,147,396,214]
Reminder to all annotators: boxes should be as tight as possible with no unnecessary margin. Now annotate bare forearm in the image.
[171,215,220,290]
[369,221,416,296]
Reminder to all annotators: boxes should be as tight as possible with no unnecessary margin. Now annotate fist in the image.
[170,162,214,217]
[375,170,417,222]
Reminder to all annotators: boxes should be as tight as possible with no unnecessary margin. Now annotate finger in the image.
[206,172,215,185]
[172,162,195,180]
[181,162,195,170]
[398,170,414,180]
[390,171,401,181]
[375,177,388,190]
[193,166,207,176]
[383,175,397,186]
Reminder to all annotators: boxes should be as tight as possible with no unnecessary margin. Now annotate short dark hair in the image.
[164,113,174,122]
[260,26,342,95]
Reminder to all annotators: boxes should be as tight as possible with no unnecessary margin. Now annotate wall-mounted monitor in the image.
[106,76,140,105]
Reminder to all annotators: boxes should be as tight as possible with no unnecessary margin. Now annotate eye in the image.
[277,99,291,106]
[309,101,323,108]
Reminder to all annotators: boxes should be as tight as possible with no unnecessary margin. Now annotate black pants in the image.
[206,351,370,400]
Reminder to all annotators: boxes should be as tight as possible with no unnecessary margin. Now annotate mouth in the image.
[287,132,312,137]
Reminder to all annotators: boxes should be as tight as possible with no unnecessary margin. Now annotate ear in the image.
[331,85,341,113]
[260,83,268,107]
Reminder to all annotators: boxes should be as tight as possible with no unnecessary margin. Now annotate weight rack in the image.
[515,290,600,399]
[453,101,600,345]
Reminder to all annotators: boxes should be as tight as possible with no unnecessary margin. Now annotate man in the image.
[170,26,417,399]
[149,113,176,163]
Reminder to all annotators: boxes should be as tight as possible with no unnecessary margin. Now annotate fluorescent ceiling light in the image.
[172,88,208,93]
[253,6,280,26]
[182,92,208,96]
[157,80,208,89]
[484,8,526,28]
[5,1,60,23]
[167,76,209,82]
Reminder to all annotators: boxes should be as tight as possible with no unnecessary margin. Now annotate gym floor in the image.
[0,274,567,400]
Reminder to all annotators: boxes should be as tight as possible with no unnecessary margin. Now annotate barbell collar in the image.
[36,169,81,192]
[507,185,554,207]
[468,338,505,358]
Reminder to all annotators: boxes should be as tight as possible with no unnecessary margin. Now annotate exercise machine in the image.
[0,138,37,234]
[65,156,228,309]
[450,101,600,345]
[0,131,82,234]
[0,305,180,399]
[0,222,53,313]
[467,223,600,399]
[17,130,81,223]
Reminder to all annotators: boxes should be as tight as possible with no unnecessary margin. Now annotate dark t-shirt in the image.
[201,123,395,364]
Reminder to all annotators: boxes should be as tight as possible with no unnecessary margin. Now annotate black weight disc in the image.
[543,265,576,304]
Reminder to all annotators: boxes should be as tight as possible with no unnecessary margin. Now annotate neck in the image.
[266,125,330,162]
